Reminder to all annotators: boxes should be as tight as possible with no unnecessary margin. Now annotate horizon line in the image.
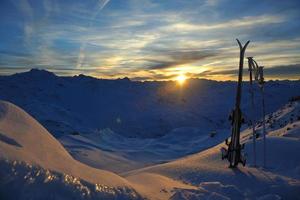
[0,68,299,82]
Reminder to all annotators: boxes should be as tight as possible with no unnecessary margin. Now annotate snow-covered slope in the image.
[0,100,143,199]
[60,100,300,175]
[265,100,300,139]
[123,101,300,200]
[1,98,300,199]
[58,100,300,199]
[59,127,228,173]
[241,98,300,141]
[125,137,300,199]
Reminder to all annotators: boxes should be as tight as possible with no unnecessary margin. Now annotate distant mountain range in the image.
[0,69,299,138]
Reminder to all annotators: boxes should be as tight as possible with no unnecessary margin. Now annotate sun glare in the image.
[176,74,187,85]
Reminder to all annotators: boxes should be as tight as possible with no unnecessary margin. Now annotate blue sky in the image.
[0,0,300,80]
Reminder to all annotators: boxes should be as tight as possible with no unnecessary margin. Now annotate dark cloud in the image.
[264,64,300,76]
[146,50,218,70]
[192,64,300,79]
[131,73,176,81]
[0,50,32,57]
[0,66,32,71]
[188,70,214,77]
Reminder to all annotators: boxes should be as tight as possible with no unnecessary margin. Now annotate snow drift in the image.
[0,100,142,199]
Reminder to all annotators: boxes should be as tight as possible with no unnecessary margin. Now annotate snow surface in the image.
[2,98,300,199]
[0,101,143,199]
[124,100,300,199]
[59,127,228,173]
[1,69,300,199]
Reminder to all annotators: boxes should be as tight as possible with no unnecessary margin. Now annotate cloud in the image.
[75,0,112,68]
[194,64,300,80]
[145,50,218,70]
[98,0,111,10]
[264,64,300,77]
[130,74,176,81]
[161,14,286,33]
[10,0,33,18]
[9,0,35,44]
[1,0,300,81]
[204,0,221,7]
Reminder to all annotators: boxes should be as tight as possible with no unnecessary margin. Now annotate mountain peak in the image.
[29,68,56,76]
[12,68,57,79]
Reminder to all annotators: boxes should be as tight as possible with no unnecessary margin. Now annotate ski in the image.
[222,39,250,168]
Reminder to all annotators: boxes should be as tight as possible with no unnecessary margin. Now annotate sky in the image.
[0,0,300,81]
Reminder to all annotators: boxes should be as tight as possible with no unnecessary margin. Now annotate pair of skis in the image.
[221,39,249,168]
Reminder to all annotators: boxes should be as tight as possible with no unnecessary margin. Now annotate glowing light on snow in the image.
[44,170,56,183]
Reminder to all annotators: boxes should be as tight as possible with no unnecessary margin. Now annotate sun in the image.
[176,74,187,85]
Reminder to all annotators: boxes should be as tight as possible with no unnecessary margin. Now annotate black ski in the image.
[222,39,249,168]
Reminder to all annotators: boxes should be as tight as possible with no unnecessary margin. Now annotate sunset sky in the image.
[0,0,300,80]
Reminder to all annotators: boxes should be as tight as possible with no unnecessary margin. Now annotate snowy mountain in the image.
[0,69,299,139]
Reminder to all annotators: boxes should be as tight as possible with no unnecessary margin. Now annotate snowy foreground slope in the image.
[1,100,300,199]
[0,101,144,199]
